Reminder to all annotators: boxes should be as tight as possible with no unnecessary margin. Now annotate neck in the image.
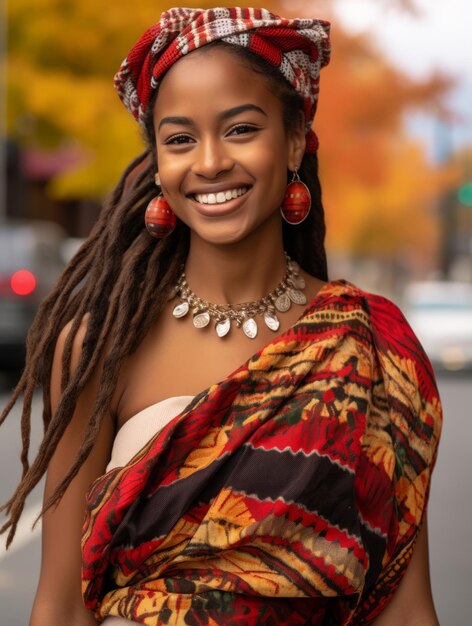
[184,226,286,305]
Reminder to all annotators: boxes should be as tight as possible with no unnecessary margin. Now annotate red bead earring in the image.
[280,169,311,225]
[144,173,177,238]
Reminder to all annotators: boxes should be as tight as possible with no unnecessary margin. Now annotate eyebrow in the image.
[157,103,268,131]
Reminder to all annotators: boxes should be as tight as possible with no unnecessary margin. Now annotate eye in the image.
[164,134,193,145]
[229,124,259,135]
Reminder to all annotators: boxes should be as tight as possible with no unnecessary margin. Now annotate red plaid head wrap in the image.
[114,7,331,153]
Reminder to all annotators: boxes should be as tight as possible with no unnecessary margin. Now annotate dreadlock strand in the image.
[95,238,161,365]
[0,503,25,548]
[39,240,157,516]
[55,192,147,393]
[56,224,150,417]
[33,286,93,435]
[19,384,35,479]
[59,299,94,392]
[3,372,94,529]
[39,289,86,430]
[0,378,27,428]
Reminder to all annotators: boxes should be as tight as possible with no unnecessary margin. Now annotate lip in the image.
[188,187,252,217]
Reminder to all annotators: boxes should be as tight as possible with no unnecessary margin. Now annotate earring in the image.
[280,169,311,225]
[144,174,177,238]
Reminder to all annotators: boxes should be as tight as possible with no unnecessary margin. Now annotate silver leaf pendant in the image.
[264,312,280,332]
[193,311,211,328]
[173,301,190,318]
[288,288,307,305]
[216,318,231,338]
[242,317,258,339]
[275,293,291,312]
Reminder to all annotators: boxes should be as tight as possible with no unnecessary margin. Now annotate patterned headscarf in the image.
[114,7,331,153]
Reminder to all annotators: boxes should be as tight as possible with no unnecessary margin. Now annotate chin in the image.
[186,215,257,246]
[185,208,281,247]
[193,227,250,246]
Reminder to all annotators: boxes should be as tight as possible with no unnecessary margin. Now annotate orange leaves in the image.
[312,24,455,256]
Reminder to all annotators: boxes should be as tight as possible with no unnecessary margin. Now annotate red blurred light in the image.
[10,270,36,296]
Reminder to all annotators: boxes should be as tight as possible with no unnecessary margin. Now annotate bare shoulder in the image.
[299,270,328,303]
[54,313,90,375]
[52,313,121,415]
[57,311,92,356]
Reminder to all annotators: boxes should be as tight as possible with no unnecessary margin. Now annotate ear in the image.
[287,110,306,171]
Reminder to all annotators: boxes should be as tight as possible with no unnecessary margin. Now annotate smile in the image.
[193,187,250,205]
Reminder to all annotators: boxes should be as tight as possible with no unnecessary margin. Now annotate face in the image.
[153,47,305,246]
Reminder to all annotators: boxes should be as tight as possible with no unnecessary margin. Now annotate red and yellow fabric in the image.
[82,279,442,625]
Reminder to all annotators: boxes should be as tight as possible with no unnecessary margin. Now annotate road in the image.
[0,373,470,625]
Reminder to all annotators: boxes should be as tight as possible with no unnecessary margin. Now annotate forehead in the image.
[153,46,280,120]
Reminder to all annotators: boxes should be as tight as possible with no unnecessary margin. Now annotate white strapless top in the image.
[106,395,195,472]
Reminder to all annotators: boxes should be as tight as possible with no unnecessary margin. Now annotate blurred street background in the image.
[1,0,471,623]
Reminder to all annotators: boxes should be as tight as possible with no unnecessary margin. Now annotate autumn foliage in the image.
[6,0,456,259]
[313,20,455,256]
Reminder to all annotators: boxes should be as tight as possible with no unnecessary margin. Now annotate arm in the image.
[371,517,439,626]
[30,317,115,626]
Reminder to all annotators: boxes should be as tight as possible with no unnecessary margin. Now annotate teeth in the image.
[194,187,248,205]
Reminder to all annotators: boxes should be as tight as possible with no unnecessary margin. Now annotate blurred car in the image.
[0,219,67,371]
[403,280,472,372]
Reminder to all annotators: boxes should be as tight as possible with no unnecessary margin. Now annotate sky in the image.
[333,0,472,159]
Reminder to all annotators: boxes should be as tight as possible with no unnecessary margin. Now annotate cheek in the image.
[253,143,289,205]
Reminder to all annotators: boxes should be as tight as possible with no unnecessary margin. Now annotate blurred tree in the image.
[312,21,456,255]
[7,0,170,197]
[7,0,457,261]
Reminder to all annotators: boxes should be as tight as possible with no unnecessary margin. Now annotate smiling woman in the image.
[0,6,442,626]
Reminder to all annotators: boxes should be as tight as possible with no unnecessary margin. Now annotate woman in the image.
[1,7,442,625]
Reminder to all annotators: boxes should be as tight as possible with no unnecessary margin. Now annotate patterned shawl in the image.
[82,279,442,625]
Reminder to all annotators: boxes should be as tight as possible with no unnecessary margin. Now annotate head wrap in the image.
[114,7,331,154]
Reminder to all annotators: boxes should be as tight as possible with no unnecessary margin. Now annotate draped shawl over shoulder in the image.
[82,279,442,625]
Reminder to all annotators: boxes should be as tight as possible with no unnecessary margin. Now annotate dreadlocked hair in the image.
[0,40,328,547]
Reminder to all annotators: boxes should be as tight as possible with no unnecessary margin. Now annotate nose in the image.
[191,135,234,178]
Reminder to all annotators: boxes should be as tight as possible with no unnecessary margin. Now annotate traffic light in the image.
[458,182,472,206]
